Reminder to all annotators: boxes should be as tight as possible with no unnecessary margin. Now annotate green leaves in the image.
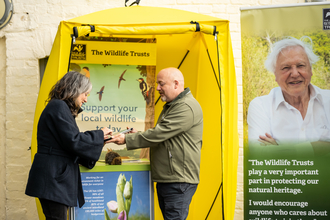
[104,209,111,220]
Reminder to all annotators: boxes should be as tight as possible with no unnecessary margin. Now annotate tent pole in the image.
[67,34,75,72]
[215,32,225,220]
[200,33,220,89]
[201,32,225,220]
[178,50,190,69]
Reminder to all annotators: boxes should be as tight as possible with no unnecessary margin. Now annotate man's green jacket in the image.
[126,88,203,184]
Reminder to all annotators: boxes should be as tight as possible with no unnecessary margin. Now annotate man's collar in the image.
[310,84,324,105]
[274,84,323,110]
[274,88,286,110]
[165,87,191,106]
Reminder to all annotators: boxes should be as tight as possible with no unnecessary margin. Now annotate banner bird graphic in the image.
[97,86,105,101]
[137,78,153,105]
[118,69,127,88]
[81,67,90,78]
[326,12,330,18]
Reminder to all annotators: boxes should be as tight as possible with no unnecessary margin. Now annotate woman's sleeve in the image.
[126,102,195,149]
[48,101,104,161]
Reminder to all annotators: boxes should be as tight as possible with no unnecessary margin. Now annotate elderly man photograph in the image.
[247,37,330,153]
[108,67,203,220]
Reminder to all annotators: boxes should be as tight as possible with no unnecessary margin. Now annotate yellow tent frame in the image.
[31,6,239,220]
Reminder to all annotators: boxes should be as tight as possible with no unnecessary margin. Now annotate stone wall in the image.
[0,37,6,220]
[0,0,310,219]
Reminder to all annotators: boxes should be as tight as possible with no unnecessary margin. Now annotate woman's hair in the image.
[48,71,92,116]
[264,36,319,73]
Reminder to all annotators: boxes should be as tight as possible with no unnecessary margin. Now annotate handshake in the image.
[103,127,137,145]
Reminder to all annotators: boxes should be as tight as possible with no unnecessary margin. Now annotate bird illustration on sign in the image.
[97,86,105,101]
[81,67,90,78]
[118,69,127,88]
[137,78,154,105]
[326,12,330,18]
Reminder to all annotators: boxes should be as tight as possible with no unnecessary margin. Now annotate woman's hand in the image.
[101,127,113,140]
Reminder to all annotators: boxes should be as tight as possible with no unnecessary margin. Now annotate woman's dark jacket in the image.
[25,99,104,207]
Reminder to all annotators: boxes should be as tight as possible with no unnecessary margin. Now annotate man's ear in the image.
[174,80,179,89]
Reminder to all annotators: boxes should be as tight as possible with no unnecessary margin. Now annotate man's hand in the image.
[258,133,278,146]
[108,133,126,145]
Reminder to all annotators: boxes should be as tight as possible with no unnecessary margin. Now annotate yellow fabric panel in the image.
[154,33,223,220]
[217,23,239,220]
[30,6,238,220]
[153,28,238,219]
[68,6,226,25]
[194,34,223,220]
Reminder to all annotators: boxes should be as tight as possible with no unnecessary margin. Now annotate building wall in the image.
[0,0,312,219]
[0,37,6,220]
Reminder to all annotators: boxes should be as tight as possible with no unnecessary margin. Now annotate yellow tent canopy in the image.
[31,6,238,220]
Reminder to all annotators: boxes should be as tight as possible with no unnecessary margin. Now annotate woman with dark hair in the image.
[25,71,112,220]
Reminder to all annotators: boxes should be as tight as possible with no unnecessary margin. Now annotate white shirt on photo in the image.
[247,84,330,146]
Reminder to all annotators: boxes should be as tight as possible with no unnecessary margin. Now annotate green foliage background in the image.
[242,30,330,144]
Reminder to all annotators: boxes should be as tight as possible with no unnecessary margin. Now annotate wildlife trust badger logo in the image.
[71,44,86,60]
[323,8,330,30]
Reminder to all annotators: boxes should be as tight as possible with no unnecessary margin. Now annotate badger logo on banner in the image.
[71,44,87,60]
[323,8,330,30]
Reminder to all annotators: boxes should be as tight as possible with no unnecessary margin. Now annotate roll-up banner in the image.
[241,3,330,220]
[70,38,156,160]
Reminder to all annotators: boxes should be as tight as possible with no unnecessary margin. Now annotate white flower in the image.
[117,174,126,192]
[107,200,118,213]
[123,181,131,199]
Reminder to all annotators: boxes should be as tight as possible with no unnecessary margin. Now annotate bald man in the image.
[109,67,203,220]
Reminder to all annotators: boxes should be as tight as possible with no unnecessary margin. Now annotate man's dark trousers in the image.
[156,182,198,220]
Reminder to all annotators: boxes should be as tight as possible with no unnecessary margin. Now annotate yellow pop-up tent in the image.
[31,5,238,220]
